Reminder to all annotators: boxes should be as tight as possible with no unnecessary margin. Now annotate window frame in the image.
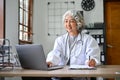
[18,0,33,44]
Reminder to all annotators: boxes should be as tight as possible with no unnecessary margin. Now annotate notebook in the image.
[15,44,64,70]
[69,65,96,70]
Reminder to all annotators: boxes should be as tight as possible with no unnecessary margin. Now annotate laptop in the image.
[15,44,64,70]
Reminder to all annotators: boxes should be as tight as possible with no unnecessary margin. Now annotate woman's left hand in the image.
[88,59,96,67]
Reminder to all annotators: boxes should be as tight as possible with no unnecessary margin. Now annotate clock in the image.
[81,0,95,11]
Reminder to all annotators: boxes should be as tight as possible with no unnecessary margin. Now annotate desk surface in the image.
[0,65,120,78]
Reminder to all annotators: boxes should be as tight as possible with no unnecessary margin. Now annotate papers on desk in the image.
[115,71,120,74]
[69,65,96,70]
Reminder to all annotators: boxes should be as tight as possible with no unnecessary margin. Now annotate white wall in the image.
[5,0,18,53]
[5,0,21,80]
[33,0,57,56]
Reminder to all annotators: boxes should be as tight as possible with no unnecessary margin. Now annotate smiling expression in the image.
[64,14,79,36]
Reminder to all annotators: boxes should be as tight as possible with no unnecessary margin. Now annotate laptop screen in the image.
[16,44,48,70]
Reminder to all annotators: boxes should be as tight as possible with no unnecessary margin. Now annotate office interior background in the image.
[5,0,103,55]
[0,0,120,80]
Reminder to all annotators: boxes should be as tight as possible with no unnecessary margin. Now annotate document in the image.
[69,65,96,70]
[115,71,120,74]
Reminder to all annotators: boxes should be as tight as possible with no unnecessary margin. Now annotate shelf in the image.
[85,22,104,30]
[85,22,105,64]
[85,28,103,30]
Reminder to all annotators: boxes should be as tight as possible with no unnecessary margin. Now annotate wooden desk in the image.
[0,65,120,78]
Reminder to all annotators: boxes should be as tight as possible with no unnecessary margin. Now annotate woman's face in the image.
[64,14,78,35]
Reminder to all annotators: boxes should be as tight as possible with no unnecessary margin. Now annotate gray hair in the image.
[62,10,84,31]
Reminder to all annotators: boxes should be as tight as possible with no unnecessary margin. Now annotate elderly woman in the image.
[46,9,101,80]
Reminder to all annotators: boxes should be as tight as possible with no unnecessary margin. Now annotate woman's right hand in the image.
[88,59,96,67]
[46,62,53,67]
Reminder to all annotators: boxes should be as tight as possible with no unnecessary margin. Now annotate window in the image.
[19,0,33,44]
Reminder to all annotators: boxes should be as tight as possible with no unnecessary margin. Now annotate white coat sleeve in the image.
[46,37,63,65]
[85,36,101,66]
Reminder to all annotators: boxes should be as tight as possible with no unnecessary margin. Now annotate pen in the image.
[89,56,90,60]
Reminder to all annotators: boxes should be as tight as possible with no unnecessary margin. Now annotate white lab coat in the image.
[46,32,101,66]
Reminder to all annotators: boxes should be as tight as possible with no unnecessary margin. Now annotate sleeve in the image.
[46,37,63,65]
[85,36,101,66]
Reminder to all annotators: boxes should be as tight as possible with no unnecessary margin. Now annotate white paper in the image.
[69,65,96,70]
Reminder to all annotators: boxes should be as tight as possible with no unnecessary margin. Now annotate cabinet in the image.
[85,22,106,64]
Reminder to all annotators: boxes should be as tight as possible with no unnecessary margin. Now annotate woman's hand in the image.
[88,59,96,67]
[46,62,53,67]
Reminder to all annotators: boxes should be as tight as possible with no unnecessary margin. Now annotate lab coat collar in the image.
[76,33,82,42]
[66,32,83,43]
